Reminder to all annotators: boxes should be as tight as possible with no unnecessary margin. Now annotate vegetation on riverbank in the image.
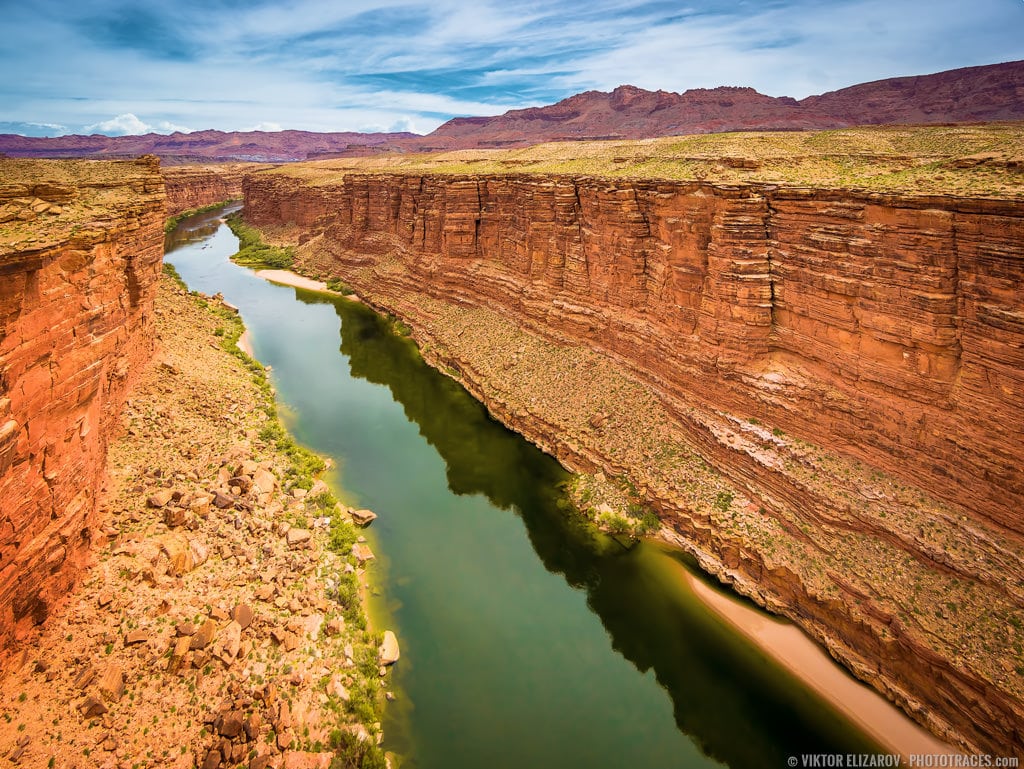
[164,262,388,768]
[163,199,239,233]
[567,474,662,540]
[224,211,295,269]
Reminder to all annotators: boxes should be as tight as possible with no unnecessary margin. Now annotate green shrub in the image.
[163,200,238,233]
[326,277,353,294]
[597,510,632,535]
[714,491,734,512]
[634,509,661,536]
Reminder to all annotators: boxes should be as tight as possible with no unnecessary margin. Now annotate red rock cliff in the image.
[162,164,252,217]
[243,170,1024,753]
[0,157,164,651]
[245,173,1024,534]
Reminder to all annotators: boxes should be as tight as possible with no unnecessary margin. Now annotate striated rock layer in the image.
[0,157,164,650]
[245,173,1024,534]
[162,163,254,217]
[243,171,1024,754]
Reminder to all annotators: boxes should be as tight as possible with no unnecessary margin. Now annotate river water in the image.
[165,206,886,769]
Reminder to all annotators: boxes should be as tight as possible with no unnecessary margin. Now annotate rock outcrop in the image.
[242,169,1024,754]
[0,157,164,650]
[162,164,254,217]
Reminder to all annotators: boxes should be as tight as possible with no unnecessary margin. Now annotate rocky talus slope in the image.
[0,273,389,769]
[0,158,388,768]
[0,157,164,649]
[241,138,1024,755]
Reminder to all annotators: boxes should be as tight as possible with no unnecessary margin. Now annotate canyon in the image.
[0,157,165,648]
[161,164,254,217]
[1,121,1022,762]
[240,128,1024,756]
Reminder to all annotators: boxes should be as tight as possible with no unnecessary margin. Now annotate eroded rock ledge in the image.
[0,157,164,647]
[243,170,1024,754]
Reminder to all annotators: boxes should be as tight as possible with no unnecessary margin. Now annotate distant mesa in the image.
[0,129,419,164]
[1,60,1022,161]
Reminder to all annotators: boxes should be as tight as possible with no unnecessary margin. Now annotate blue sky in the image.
[1,0,1021,137]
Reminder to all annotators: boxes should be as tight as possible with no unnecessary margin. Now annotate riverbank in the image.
[266,255,954,757]
[0,270,387,768]
[249,163,1023,754]
[668,559,950,759]
[255,269,334,294]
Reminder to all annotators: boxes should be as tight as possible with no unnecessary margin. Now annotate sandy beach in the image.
[672,559,955,760]
[255,269,334,293]
[238,328,254,356]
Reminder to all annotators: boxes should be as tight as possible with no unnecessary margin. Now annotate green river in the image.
[165,206,882,769]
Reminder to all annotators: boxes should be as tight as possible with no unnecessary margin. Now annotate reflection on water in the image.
[319,293,880,768]
[163,202,241,253]
[165,205,880,769]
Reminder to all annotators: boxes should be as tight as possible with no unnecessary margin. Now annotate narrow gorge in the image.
[241,152,1024,755]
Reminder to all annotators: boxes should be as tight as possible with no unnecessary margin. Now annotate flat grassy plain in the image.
[264,123,1024,197]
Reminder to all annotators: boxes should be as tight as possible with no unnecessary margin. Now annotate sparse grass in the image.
[714,491,734,513]
[258,123,1024,198]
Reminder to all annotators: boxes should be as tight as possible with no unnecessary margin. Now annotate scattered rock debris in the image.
[0,271,391,769]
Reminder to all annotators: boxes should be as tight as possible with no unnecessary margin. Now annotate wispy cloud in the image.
[1,0,1021,136]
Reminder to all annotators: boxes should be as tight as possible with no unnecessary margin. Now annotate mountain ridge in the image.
[2,59,1022,161]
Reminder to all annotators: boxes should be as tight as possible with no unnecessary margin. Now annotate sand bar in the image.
[673,559,956,760]
[255,269,333,293]
[238,329,254,357]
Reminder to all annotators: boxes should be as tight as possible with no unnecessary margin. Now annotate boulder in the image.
[282,752,333,769]
[286,528,311,548]
[79,696,108,718]
[190,619,218,650]
[147,488,174,508]
[350,508,377,526]
[379,630,400,665]
[214,620,242,663]
[97,663,125,701]
[252,468,277,497]
[213,491,234,509]
[124,630,148,646]
[232,603,254,631]
[352,542,374,563]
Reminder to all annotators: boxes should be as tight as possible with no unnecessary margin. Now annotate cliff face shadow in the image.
[290,289,877,768]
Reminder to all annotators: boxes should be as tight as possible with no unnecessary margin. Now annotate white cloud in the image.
[83,113,192,136]
[252,122,283,132]
[547,0,1024,98]
[387,116,422,134]
[4,0,1021,135]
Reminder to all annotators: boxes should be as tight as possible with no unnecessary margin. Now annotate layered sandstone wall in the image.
[162,164,253,217]
[243,170,1024,753]
[0,157,165,649]
[245,173,1024,534]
